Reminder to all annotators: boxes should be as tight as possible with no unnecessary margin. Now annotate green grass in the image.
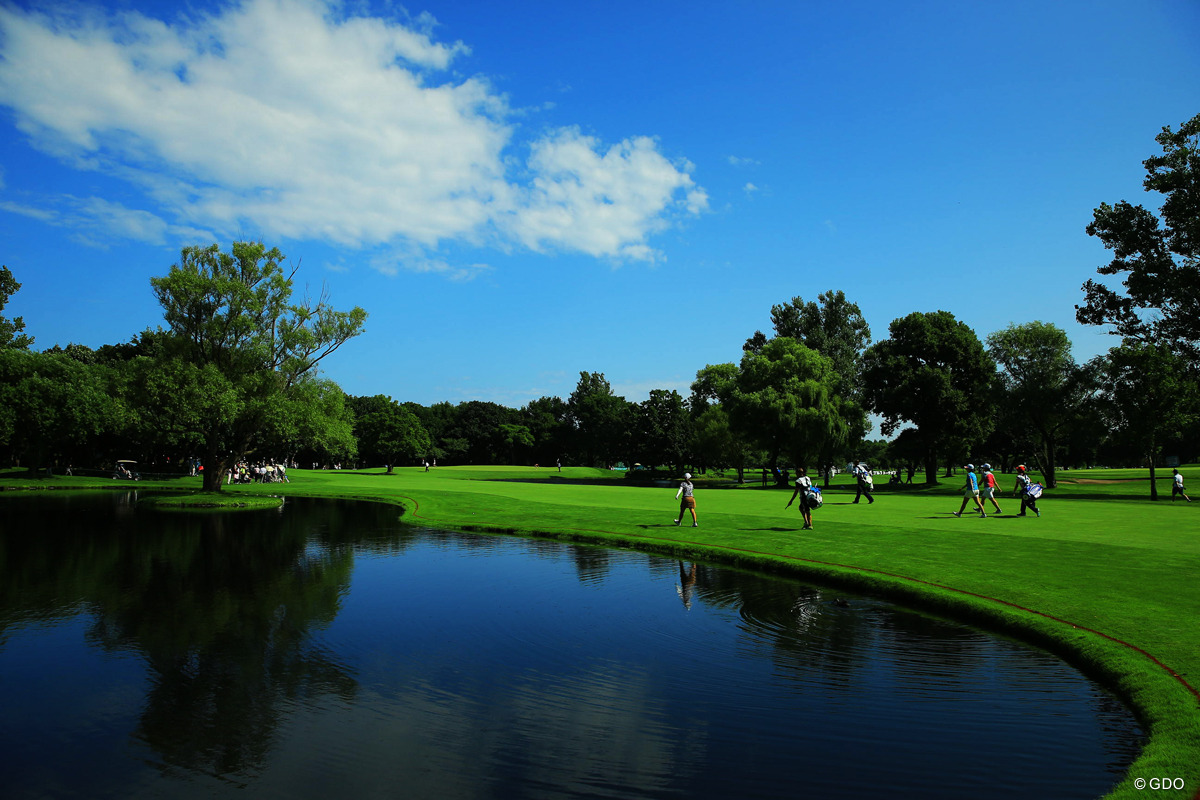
[4,464,1199,799]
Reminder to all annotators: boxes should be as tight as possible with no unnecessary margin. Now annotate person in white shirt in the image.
[674,473,698,527]
[852,462,875,505]
[785,468,817,530]
[1172,469,1191,502]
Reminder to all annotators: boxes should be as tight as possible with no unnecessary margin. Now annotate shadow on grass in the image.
[735,526,803,533]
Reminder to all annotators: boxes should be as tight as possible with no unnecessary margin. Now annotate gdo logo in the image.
[1136,777,1185,790]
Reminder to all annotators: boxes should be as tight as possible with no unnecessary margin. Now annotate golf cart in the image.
[113,460,140,480]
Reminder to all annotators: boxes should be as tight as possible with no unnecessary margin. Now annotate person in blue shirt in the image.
[953,463,988,518]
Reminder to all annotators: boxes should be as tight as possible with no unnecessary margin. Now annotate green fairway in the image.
[4,464,1199,799]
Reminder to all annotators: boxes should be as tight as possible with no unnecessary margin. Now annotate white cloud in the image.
[743,182,759,194]
[0,0,705,267]
[506,128,707,261]
[367,251,490,282]
[0,194,211,245]
[727,155,760,167]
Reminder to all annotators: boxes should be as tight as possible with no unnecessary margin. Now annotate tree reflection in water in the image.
[0,493,1142,800]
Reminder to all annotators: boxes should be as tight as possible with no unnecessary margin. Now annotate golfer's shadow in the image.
[737,526,802,532]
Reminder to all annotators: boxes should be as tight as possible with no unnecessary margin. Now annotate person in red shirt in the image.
[980,464,1003,514]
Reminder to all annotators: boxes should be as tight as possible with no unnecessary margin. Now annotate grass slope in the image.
[4,464,1198,799]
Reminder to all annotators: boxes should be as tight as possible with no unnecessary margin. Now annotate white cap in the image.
[684,472,692,479]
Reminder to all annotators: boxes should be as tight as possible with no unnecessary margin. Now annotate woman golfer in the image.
[674,473,698,527]
[785,467,816,530]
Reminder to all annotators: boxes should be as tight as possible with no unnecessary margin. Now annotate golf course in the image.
[4,464,1197,798]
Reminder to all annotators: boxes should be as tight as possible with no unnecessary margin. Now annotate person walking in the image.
[953,463,987,518]
[1013,465,1041,517]
[852,462,875,504]
[785,467,816,530]
[980,463,1003,514]
[674,472,698,527]
[1171,468,1192,502]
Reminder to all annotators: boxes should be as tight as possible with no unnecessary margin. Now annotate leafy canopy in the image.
[1077,113,1200,361]
[0,266,34,350]
[150,242,367,489]
[862,310,995,480]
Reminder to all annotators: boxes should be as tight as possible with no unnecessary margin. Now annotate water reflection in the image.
[0,493,1142,799]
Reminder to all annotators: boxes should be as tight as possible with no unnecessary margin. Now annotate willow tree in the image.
[719,337,850,475]
[744,290,872,485]
[151,242,367,491]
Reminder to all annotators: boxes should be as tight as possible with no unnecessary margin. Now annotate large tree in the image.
[690,404,758,481]
[716,337,849,474]
[862,311,995,483]
[1096,342,1198,500]
[520,396,572,466]
[150,242,366,491]
[447,401,520,464]
[1077,113,1200,362]
[0,349,115,474]
[746,290,872,389]
[690,364,760,482]
[0,266,34,350]
[986,321,1081,488]
[744,290,872,483]
[350,394,430,471]
[268,376,358,466]
[634,389,691,472]
[567,372,631,468]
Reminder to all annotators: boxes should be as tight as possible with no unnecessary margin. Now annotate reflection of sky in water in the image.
[0,496,1143,800]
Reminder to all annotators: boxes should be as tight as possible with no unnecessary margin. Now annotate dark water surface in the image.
[0,492,1141,799]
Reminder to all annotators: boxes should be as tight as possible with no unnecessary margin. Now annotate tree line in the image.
[2,113,1198,496]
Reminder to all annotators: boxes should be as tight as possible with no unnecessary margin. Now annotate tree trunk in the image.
[202,447,227,492]
[1037,427,1058,489]
[1148,456,1159,501]
[924,453,939,485]
[1042,443,1058,489]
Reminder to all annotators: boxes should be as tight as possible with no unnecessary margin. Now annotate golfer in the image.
[1013,465,1041,517]
[1172,469,1191,502]
[674,473,698,527]
[980,463,1003,514]
[953,463,987,518]
[852,462,875,504]
[785,467,816,530]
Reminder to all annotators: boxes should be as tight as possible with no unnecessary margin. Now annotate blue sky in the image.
[1,0,1198,410]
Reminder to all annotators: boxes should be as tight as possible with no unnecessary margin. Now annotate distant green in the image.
[5,464,1198,799]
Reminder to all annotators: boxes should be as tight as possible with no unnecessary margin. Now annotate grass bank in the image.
[4,464,1198,799]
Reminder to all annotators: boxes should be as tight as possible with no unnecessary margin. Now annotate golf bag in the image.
[806,486,824,508]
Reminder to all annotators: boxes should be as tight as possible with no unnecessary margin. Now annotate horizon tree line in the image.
[1,112,1198,495]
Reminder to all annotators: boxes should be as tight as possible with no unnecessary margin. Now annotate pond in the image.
[0,492,1141,799]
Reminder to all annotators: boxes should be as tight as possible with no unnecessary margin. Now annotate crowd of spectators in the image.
[228,462,290,484]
